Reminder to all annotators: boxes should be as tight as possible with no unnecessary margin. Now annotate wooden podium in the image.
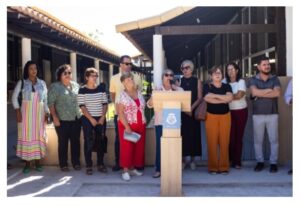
[152,91,191,196]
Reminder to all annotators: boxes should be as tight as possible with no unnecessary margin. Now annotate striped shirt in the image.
[77,85,108,117]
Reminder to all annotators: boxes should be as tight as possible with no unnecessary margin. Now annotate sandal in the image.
[73,165,81,171]
[97,165,108,173]
[35,165,43,172]
[60,166,69,172]
[23,166,31,174]
[86,168,93,175]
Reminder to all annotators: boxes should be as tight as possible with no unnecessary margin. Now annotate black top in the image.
[181,76,198,104]
[203,83,232,114]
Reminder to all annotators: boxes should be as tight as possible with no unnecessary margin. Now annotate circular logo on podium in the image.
[166,113,177,125]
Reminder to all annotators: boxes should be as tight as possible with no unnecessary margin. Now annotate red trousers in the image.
[118,120,146,169]
[229,108,248,166]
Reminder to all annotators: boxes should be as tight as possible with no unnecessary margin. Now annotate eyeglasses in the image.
[122,62,132,66]
[164,73,174,77]
[63,71,72,76]
[213,72,222,75]
[181,66,190,71]
[89,74,99,78]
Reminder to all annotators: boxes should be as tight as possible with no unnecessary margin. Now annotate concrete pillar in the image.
[21,37,31,69]
[285,7,292,76]
[153,34,164,88]
[70,52,77,82]
[94,59,100,84]
[109,64,114,86]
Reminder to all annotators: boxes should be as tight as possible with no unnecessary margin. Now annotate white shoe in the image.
[122,172,131,181]
[130,169,143,176]
[190,162,196,170]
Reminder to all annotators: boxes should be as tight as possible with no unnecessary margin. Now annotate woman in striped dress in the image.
[12,61,49,174]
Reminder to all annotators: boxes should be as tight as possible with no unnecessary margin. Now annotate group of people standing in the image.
[11,55,291,180]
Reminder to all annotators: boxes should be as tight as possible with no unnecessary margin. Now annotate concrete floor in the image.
[7,163,292,197]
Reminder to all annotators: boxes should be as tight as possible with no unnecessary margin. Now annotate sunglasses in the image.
[89,74,99,78]
[164,73,174,77]
[181,66,190,71]
[63,71,72,76]
[122,62,132,66]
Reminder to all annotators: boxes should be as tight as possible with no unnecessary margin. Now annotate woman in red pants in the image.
[117,72,146,181]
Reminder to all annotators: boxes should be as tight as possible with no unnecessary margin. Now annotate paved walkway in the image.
[7,162,292,197]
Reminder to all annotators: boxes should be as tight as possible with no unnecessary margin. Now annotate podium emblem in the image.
[163,108,180,129]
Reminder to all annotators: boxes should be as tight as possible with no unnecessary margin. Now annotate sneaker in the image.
[122,172,130,181]
[254,162,264,172]
[130,169,143,176]
[152,172,161,178]
[97,165,108,173]
[35,165,43,172]
[190,162,196,170]
[269,164,278,173]
[209,171,217,175]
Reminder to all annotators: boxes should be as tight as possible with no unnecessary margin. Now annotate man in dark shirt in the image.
[249,56,281,173]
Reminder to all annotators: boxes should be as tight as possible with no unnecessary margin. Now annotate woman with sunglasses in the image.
[48,64,82,172]
[180,60,203,170]
[12,60,49,174]
[77,68,108,175]
[147,69,183,178]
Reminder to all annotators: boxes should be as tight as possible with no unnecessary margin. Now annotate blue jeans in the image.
[114,115,120,165]
[155,125,163,172]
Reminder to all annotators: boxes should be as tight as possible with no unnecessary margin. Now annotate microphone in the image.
[169,79,175,85]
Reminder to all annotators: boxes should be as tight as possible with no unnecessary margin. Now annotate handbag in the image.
[194,98,207,121]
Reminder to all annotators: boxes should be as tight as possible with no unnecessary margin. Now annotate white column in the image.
[21,38,31,69]
[286,7,293,76]
[70,52,77,82]
[94,59,100,84]
[153,35,164,88]
[109,64,114,85]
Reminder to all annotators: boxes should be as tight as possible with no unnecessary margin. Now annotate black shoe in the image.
[112,164,121,172]
[254,162,264,172]
[269,164,278,173]
[288,169,292,175]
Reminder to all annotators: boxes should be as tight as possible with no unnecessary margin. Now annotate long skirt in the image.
[16,92,46,161]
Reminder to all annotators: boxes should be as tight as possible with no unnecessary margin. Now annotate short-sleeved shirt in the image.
[48,81,82,121]
[203,83,232,114]
[249,74,281,115]
[109,72,143,114]
[77,84,108,117]
[222,78,247,110]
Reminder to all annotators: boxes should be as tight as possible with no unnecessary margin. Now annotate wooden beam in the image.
[275,7,286,76]
[155,24,277,35]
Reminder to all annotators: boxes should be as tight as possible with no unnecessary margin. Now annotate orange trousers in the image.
[205,112,231,172]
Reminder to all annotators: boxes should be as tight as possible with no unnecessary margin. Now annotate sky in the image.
[36,5,175,56]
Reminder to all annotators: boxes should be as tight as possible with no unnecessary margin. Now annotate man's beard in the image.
[261,70,271,75]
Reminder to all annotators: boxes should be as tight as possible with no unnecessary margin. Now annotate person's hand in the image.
[171,84,178,90]
[90,118,98,127]
[98,117,105,125]
[125,126,132,134]
[16,110,22,123]
[53,116,60,127]
[184,112,192,117]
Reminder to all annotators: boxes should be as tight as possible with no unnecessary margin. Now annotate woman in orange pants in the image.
[117,72,146,181]
[203,66,233,175]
